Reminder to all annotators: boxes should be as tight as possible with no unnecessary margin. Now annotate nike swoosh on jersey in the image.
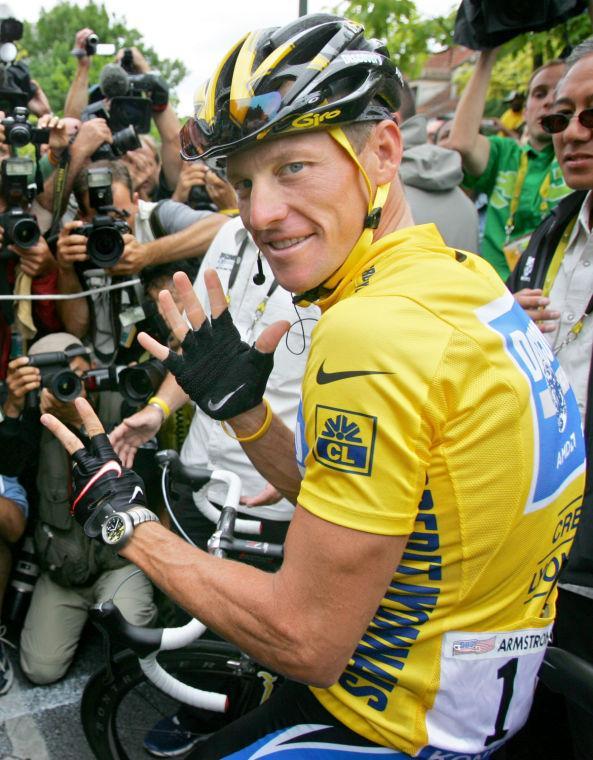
[316,361,392,385]
[129,485,144,503]
[207,383,246,412]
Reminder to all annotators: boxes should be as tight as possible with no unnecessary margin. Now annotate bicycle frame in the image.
[89,449,283,712]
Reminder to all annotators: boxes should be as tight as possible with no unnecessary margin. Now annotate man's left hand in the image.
[12,237,57,278]
[40,397,148,539]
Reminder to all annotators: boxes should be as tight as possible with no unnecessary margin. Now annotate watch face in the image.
[102,514,127,545]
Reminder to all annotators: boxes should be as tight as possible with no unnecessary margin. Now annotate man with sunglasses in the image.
[40,14,586,760]
[508,38,593,760]
[444,50,571,280]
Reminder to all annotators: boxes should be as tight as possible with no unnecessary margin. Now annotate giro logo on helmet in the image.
[291,109,342,129]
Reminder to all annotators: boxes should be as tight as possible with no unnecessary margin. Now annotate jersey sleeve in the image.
[297,295,453,536]
[462,135,506,196]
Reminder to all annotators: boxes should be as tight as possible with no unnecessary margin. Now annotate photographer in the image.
[0,331,155,685]
[114,46,183,195]
[0,473,27,696]
[55,161,227,359]
[63,28,97,120]
[444,50,571,279]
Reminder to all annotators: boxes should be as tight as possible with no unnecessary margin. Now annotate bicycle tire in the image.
[81,640,282,760]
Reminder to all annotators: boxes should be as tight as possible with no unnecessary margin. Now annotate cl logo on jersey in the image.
[314,405,377,475]
[291,109,341,129]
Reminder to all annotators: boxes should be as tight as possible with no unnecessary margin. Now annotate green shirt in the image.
[463,136,570,280]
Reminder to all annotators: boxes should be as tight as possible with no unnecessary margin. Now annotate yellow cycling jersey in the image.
[294,224,586,759]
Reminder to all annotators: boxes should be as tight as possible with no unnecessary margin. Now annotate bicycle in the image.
[79,450,593,760]
[81,449,284,760]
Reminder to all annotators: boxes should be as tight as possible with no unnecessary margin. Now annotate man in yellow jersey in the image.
[508,38,593,760]
[40,14,586,760]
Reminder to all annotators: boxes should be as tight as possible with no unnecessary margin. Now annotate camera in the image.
[73,167,131,268]
[188,183,216,212]
[1,106,49,148]
[83,33,115,58]
[91,123,141,162]
[84,358,166,405]
[26,344,91,406]
[0,156,40,250]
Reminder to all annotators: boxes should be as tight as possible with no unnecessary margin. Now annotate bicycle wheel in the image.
[81,640,282,760]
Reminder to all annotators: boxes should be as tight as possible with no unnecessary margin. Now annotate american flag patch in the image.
[452,637,496,655]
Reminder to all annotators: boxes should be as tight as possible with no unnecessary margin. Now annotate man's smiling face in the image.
[228,130,370,294]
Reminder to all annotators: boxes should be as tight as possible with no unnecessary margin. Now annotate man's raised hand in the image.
[137,269,290,420]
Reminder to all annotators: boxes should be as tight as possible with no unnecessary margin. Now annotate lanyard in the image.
[225,237,249,303]
[542,217,578,298]
[505,151,552,242]
[247,280,279,339]
[541,216,593,354]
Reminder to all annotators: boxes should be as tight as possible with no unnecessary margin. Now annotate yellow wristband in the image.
[220,398,272,443]
[147,396,171,420]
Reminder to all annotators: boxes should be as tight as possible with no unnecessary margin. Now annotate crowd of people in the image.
[0,6,592,760]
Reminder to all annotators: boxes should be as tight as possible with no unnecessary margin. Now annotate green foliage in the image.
[18,1,188,115]
[335,0,456,79]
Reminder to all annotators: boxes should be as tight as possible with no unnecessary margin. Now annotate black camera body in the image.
[27,345,91,406]
[0,156,40,251]
[2,106,49,149]
[72,167,131,269]
[188,183,217,212]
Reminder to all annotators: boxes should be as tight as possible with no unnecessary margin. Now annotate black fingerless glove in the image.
[71,433,148,539]
[163,309,273,421]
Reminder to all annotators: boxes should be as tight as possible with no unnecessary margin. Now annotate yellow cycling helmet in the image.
[181,13,403,162]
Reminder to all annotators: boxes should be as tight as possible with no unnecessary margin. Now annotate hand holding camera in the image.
[11,235,57,279]
[4,356,41,418]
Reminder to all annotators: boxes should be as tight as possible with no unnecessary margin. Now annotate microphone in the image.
[252,253,266,285]
[99,63,129,99]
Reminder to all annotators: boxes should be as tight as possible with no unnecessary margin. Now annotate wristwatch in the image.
[101,506,159,550]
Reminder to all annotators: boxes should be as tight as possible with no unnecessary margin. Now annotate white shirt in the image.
[547,191,593,421]
[180,217,319,521]
[547,191,593,600]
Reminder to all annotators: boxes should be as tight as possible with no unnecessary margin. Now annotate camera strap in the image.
[48,149,71,239]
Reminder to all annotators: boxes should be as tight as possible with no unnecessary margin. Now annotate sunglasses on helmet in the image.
[541,108,593,134]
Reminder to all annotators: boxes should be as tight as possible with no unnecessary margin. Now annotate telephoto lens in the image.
[5,535,40,624]
[119,358,167,404]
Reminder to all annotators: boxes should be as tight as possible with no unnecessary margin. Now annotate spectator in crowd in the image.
[111,214,318,754]
[55,160,227,359]
[0,331,155,685]
[444,50,571,279]
[508,38,593,760]
[0,474,28,695]
[497,90,525,139]
[397,82,479,251]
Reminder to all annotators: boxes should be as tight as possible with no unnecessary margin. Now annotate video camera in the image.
[73,166,131,269]
[0,156,40,251]
[0,15,33,113]
[72,32,116,59]
[26,344,91,406]
[1,106,49,149]
[96,60,169,134]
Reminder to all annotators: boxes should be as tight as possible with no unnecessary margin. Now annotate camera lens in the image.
[12,217,40,249]
[7,123,31,148]
[111,125,141,157]
[49,369,82,402]
[87,225,125,268]
[119,360,166,404]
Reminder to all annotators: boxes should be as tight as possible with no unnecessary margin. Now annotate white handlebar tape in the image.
[139,653,228,712]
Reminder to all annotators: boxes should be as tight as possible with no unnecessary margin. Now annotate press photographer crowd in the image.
[1,0,593,757]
